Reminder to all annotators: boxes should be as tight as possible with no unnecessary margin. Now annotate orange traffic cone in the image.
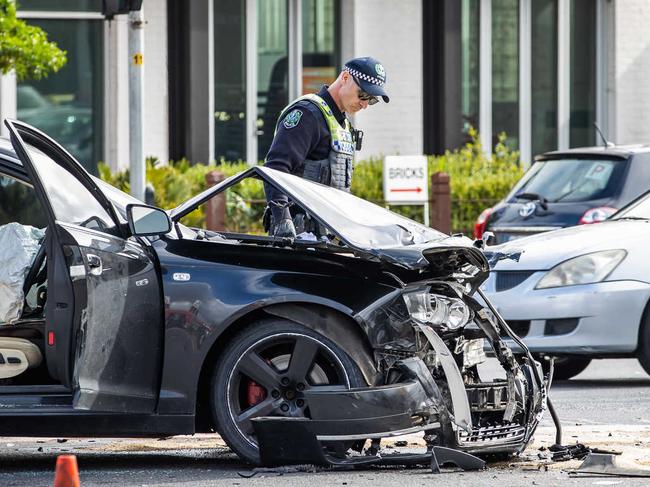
[53,454,80,487]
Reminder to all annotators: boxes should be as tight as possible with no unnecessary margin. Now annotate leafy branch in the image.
[0,0,67,80]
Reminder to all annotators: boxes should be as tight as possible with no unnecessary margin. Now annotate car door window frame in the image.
[4,120,124,238]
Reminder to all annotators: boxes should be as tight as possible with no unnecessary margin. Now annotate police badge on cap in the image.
[344,56,389,103]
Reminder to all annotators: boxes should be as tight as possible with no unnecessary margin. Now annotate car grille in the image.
[466,382,509,412]
[458,422,526,444]
[495,271,535,292]
[500,320,530,338]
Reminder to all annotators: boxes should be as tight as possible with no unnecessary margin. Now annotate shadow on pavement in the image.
[551,378,650,389]
[0,449,245,473]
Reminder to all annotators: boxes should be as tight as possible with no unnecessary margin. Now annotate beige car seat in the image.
[0,337,43,379]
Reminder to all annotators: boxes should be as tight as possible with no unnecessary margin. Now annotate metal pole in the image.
[479,0,492,158]
[246,0,258,165]
[557,0,570,150]
[288,0,303,101]
[519,0,532,166]
[128,7,145,201]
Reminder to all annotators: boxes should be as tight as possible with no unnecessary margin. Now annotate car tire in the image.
[637,305,650,376]
[210,317,369,465]
[539,356,592,381]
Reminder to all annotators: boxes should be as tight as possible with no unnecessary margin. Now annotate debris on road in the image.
[251,417,486,473]
[237,464,319,478]
[571,452,650,478]
[549,443,622,462]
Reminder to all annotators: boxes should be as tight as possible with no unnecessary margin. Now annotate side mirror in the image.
[126,204,172,236]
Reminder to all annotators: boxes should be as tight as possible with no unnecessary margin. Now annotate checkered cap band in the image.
[344,67,385,87]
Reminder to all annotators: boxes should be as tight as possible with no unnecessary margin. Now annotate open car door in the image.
[5,120,163,413]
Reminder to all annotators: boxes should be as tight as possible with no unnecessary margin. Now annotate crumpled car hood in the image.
[489,219,650,271]
[370,240,489,281]
[170,167,489,279]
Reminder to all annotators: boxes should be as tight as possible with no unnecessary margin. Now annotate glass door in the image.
[214,0,247,162]
[256,0,289,162]
[16,16,104,173]
[213,0,338,165]
[492,0,519,150]
[302,0,339,96]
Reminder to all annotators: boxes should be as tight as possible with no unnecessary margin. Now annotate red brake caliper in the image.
[246,380,267,406]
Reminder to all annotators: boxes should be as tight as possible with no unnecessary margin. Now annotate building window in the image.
[570,0,596,147]
[461,0,480,136]
[214,0,247,163]
[257,0,289,162]
[492,0,519,150]
[302,0,339,94]
[16,18,104,174]
[532,0,558,156]
[18,0,102,11]
[211,0,339,164]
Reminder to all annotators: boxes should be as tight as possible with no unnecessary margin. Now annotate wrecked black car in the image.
[0,120,548,465]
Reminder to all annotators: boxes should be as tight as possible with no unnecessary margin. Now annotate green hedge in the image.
[99,129,523,235]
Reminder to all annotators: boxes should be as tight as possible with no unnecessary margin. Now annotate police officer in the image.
[263,56,389,238]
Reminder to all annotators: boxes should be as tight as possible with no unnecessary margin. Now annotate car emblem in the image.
[172,273,191,281]
[518,201,536,218]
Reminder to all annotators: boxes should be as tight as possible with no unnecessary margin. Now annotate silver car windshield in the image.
[259,167,446,249]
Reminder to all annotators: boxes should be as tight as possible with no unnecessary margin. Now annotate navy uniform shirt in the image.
[264,85,347,221]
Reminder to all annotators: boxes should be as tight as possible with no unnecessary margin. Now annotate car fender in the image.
[263,302,379,386]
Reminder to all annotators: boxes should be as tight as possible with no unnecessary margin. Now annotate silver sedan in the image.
[482,192,650,379]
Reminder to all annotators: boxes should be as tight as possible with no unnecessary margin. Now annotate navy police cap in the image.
[344,57,389,103]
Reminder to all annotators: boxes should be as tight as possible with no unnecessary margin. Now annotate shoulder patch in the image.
[283,109,303,129]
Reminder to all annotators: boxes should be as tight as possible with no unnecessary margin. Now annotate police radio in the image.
[351,128,364,151]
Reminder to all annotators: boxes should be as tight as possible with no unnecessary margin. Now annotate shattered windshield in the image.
[259,167,446,249]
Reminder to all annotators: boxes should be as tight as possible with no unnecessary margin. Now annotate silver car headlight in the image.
[535,249,626,289]
[403,290,471,330]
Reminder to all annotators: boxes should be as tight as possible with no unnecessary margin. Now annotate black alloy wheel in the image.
[211,318,367,464]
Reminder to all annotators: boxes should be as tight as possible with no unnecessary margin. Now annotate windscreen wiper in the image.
[515,192,548,210]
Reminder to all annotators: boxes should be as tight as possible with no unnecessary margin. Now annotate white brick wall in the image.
[614,0,650,144]
[351,0,423,159]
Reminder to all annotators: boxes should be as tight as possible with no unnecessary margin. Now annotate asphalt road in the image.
[1,358,649,486]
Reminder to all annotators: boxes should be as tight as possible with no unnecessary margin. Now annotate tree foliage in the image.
[0,0,67,80]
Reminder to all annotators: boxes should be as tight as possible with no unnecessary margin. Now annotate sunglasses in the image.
[351,76,379,105]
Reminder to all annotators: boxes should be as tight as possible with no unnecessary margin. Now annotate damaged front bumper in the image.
[258,286,549,459]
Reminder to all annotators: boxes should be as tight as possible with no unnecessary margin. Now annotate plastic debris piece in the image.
[571,453,650,478]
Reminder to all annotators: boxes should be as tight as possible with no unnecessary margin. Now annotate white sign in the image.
[383,155,428,204]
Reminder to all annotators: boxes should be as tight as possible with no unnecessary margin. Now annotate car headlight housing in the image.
[535,249,626,289]
[402,290,471,329]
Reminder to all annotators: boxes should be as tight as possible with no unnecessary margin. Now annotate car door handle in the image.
[86,254,103,276]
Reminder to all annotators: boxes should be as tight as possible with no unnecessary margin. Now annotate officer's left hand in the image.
[273,218,297,239]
